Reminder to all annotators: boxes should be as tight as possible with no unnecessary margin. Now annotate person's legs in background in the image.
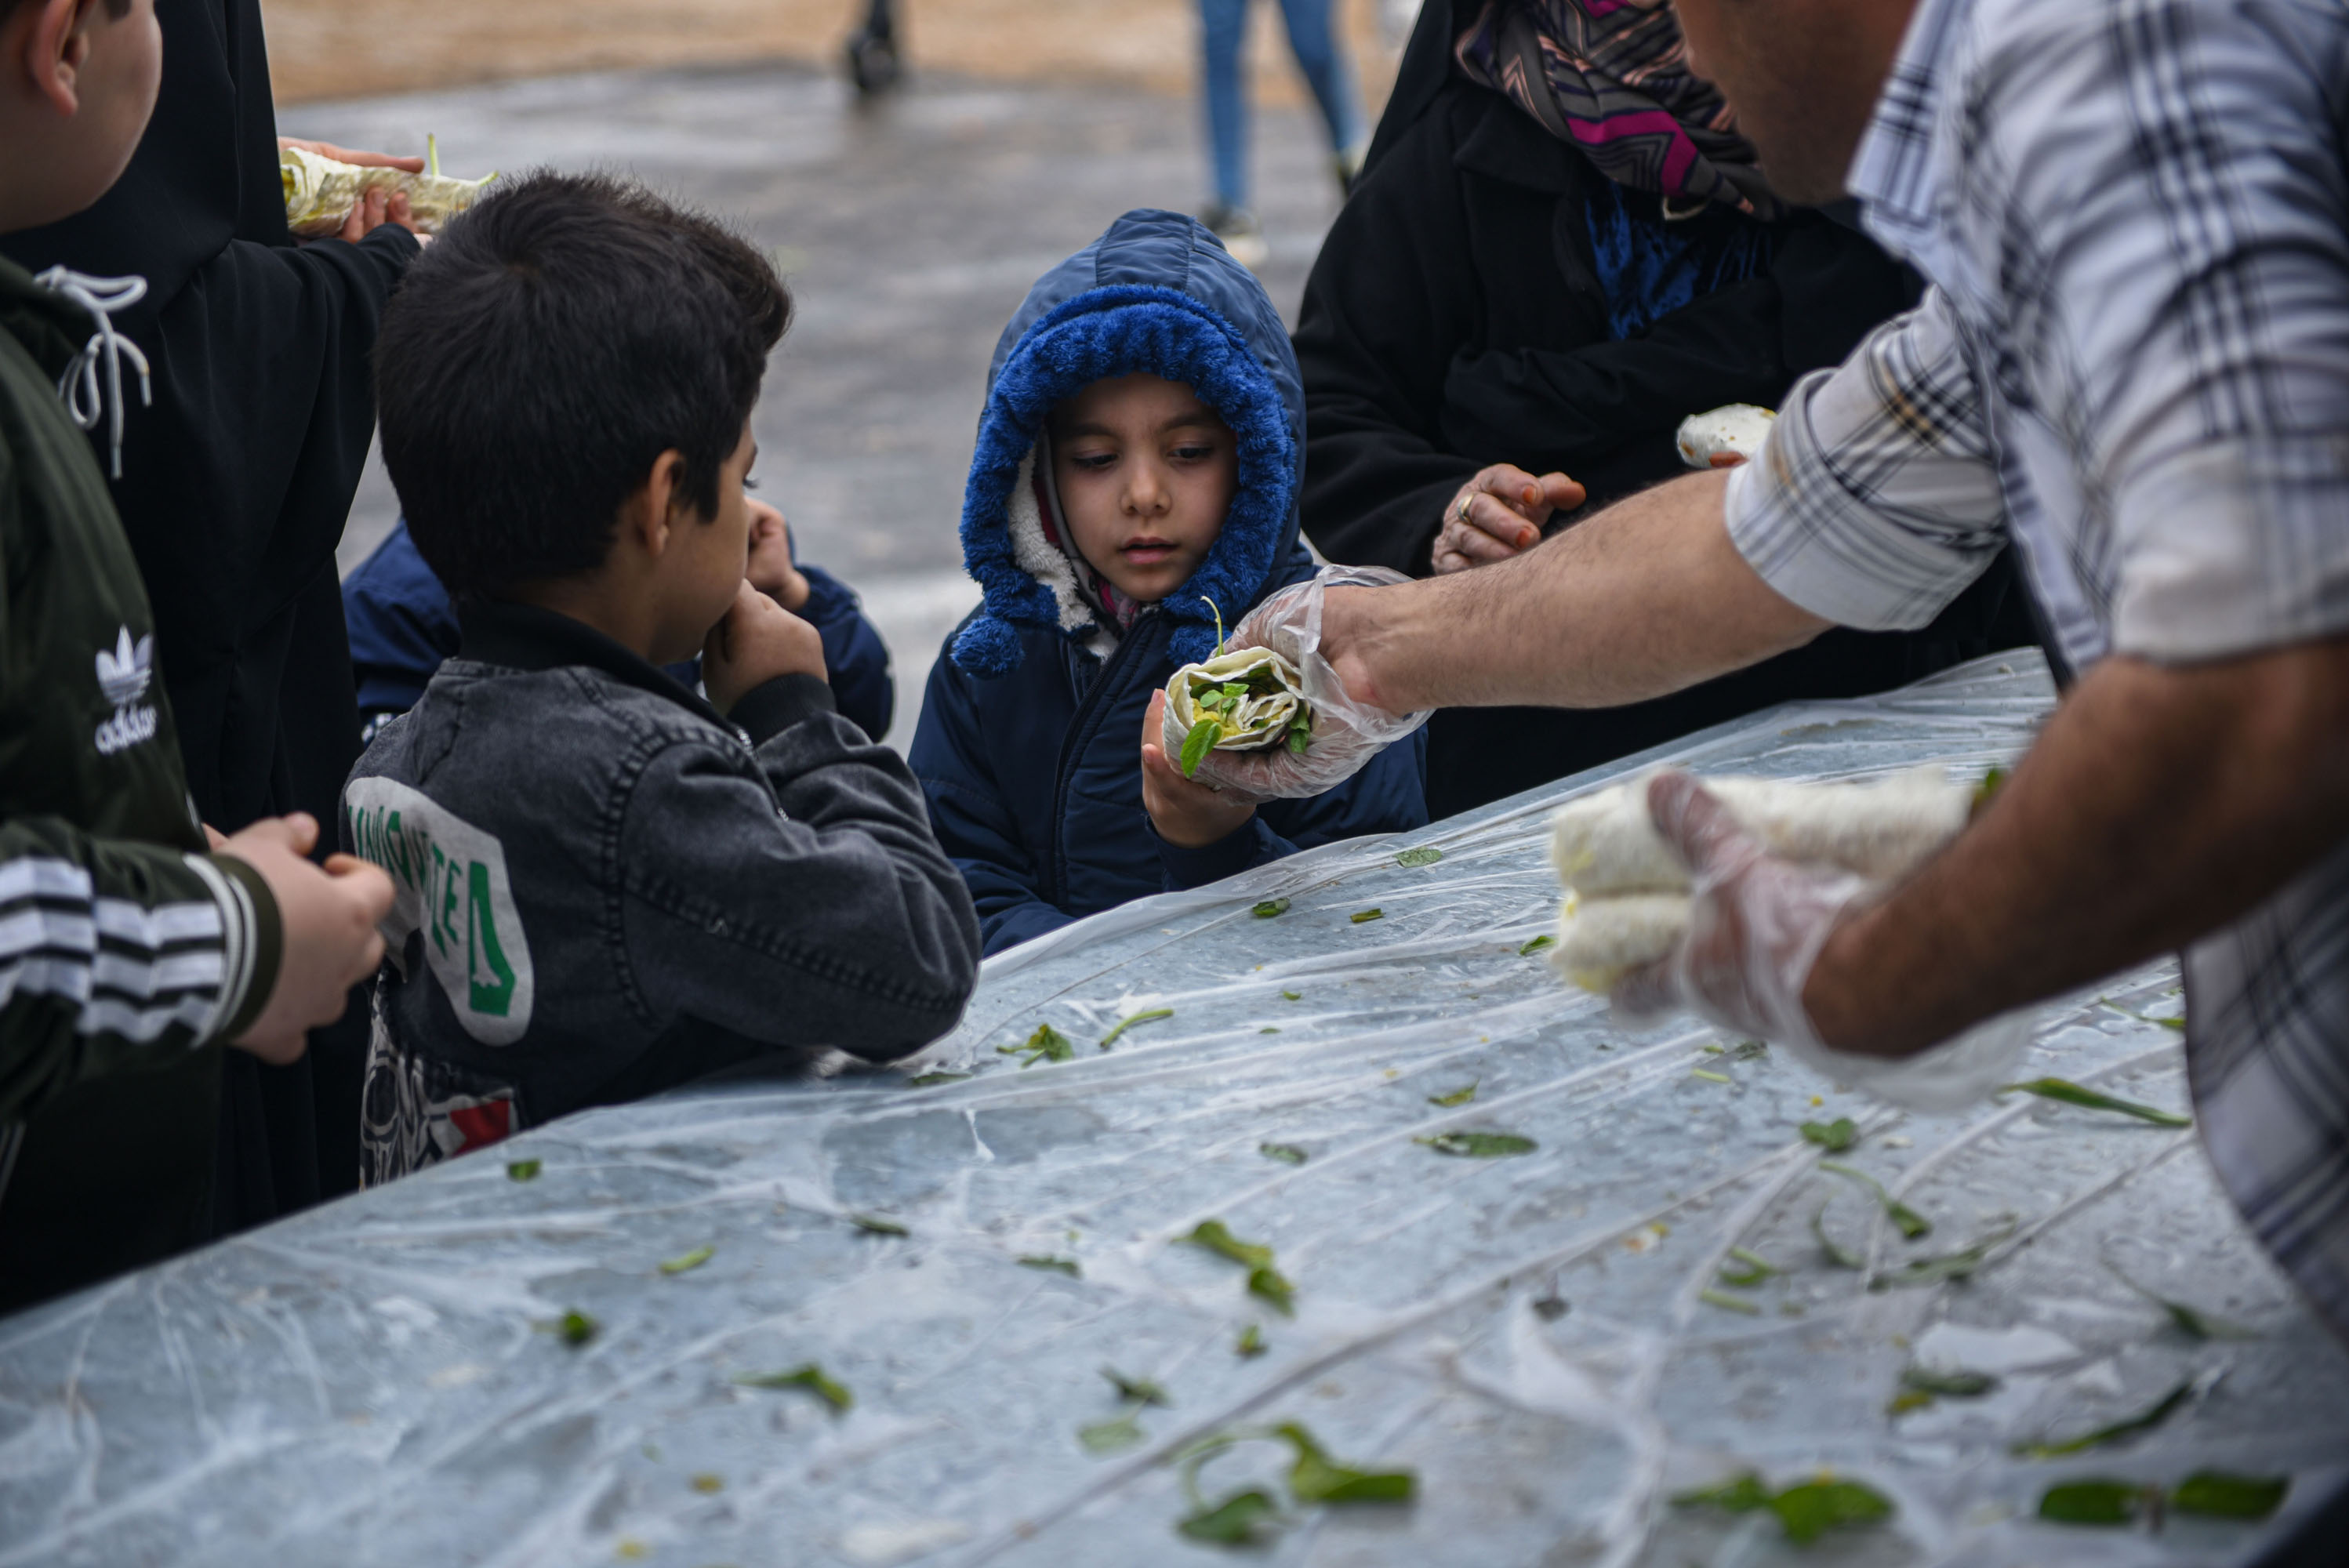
[1196,0,1269,267]
[1273,0,1367,194]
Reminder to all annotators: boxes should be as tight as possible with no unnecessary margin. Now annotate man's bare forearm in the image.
[1805,636,2349,1054]
[1320,471,1829,713]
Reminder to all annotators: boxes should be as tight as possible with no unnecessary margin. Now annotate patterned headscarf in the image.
[1454,0,1782,222]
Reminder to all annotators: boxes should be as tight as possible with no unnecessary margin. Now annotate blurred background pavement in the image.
[273,2,1408,747]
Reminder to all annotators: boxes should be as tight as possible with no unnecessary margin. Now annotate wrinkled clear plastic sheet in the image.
[4,652,2344,1568]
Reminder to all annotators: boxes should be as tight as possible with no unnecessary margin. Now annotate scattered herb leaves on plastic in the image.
[1900,1367,1998,1397]
[1236,1323,1265,1357]
[1800,1117,1858,1151]
[1079,1412,1145,1454]
[689,1472,723,1494]
[1518,935,1556,956]
[1251,898,1291,919]
[732,1363,852,1413]
[2038,1480,2145,1526]
[1672,1473,1893,1545]
[1178,1489,1280,1545]
[999,1022,1076,1067]
[1427,1081,1478,1107]
[658,1244,714,1276]
[2013,1378,2195,1458]
[1821,1160,1931,1239]
[1280,989,1302,1000]
[1103,1367,1170,1407]
[1414,1131,1537,1158]
[849,1213,907,1236]
[1999,1076,2191,1127]
[1018,1254,1080,1276]
[506,1159,541,1181]
[2106,1263,2257,1341]
[2173,1472,2289,1519]
[906,1070,970,1087]
[1258,1142,1309,1164]
[1349,908,1383,924]
[1395,846,1443,868]
[1183,1220,1273,1269]
[1700,1288,1762,1316]
[1099,1007,1173,1048]
[1811,1204,1864,1270]
[1276,1422,1415,1504]
[1690,1068,1733,1084]
[546,1309,597,1346]
[1247,1265,1296,1315]
[1717,1247,1780,1287]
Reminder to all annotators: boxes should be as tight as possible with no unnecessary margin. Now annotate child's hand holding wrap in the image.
[1166,564,1434,804]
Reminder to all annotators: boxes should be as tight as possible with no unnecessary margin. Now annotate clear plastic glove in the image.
[1611,770,2031,1112]
[1167,564,1433,803]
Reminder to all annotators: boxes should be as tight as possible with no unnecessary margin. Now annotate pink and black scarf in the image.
[1454,0,1782,222]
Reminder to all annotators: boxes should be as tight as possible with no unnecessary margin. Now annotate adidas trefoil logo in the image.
[96,625,152,705]
[94,624,158,756]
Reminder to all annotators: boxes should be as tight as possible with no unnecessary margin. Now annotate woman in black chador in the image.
[1293,0,2028,819]
[2,0,423,1232]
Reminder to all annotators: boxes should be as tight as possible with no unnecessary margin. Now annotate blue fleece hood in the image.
[949,209,1305,677]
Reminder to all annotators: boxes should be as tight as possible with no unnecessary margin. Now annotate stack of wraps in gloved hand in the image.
[279,135,496,240]
[1546,768,1979,992]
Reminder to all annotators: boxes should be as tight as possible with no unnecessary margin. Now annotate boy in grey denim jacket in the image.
[340,175,980,1185]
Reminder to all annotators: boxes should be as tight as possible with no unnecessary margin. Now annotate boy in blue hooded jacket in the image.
[911,210,1428,955]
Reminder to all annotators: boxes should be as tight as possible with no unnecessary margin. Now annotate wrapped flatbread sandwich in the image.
[1546,768,1985,991]
[1676,403,1775,469]
[1160,645,1313,779]
[281,135,496,240]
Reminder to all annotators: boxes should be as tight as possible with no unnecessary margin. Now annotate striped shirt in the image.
[1723,0,2349,1334]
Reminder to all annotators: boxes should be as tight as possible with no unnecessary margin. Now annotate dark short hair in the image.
[376,172,790,598]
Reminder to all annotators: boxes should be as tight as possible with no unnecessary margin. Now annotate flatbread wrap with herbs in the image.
[1160,645,1314,778]
[280,136,496,239]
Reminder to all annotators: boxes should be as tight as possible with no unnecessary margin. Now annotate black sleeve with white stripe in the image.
[0,816,281,1125]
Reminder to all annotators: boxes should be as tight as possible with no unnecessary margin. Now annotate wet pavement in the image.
[287,61,1351,746]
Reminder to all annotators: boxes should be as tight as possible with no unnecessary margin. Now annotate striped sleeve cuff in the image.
[183,854,283,1044]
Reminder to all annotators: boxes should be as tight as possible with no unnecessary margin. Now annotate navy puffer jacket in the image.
[910,210,1427,955]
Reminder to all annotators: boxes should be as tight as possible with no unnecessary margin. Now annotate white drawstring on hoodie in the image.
[34,267,151,479]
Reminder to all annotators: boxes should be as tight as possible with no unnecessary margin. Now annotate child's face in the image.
[656,419,758,662]
[0,0,162,233]
[1048,374,1238,607]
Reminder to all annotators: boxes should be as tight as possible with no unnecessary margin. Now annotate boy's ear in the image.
[623,448,691,558]
[18,0,95,119]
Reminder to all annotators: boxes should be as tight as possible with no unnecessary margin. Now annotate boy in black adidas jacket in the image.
[0,0,391,1309]
[343,175,978,1183]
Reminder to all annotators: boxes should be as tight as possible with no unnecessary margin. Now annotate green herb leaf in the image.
[732,1363,852,1413]
[1899,1366,1999,1397]
[1886,1388,1935,1415]
[1079,1412,1145,1454]
[690,1472,723,1494]
[1868,1223,2015,1290]
[1689,1068,1733,1084]
[906,1071,971,1087]
[1820,1160,1931,1239]
[1099,1007,1173,1048]
[1671,1473,1771,1513]
[546,1309,597,1346]
[1768,1479,1895,1545]
[2037,1480,2145,1526]
[1518,935,1556,956]
[1999,1076,2191,1127]
[1236,1323,1265,1357]
[1731,1040,1769,1061]
[1018,1254,1081,1276]
[2105,1264,2257,1341]
[1251,898,1291,919]
[1285,726,1310,755]
[1414,1131,1538,1158]
[1699,1287,1763,1316]
[658,1244,714,1276]
[1258,1142,1309,1165]
[1275,1422,1417,1504]
[1179,717,1223,777]
[1177,1489,1281,1545]
[506,1159,542,1181]
[1258,1026,1280,1034]
[1811,1203,1864,1269]
[1716,1247,1780,1288]
[1102,1367,1171,1407]
[2013,1378,2195,1458]
[1800,1117,1859,1151]
[1182,1219,1273,1269]
[1349,908,1383,924]
[1247,1265,1296,1316]
[849,1213,908,1236]
[1280,989,1302,1000]
[1427,1080,1478,1107]
[2172,1471,2290,1519]
[1396,846,1444,868]
[1003,1022,1077,1066]
[1971,766,2009,814]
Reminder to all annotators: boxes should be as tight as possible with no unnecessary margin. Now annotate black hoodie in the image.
[0,0,418,1228]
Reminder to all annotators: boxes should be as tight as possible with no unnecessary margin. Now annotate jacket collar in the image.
[457,600,729,728]
[1451,81,1590,197]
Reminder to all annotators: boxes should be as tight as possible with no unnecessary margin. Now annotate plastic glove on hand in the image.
[1610,769,1869,1047]
[1174,564,1432,802]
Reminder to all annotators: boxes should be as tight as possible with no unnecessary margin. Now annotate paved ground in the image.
[287,61,1358,748]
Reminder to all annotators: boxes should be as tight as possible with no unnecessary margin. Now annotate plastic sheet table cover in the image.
[5,652,2346,1568]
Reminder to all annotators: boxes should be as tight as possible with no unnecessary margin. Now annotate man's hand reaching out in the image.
[1142,690,1256,848]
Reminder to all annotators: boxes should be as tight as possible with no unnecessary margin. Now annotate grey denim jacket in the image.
[339,601,980,1184]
